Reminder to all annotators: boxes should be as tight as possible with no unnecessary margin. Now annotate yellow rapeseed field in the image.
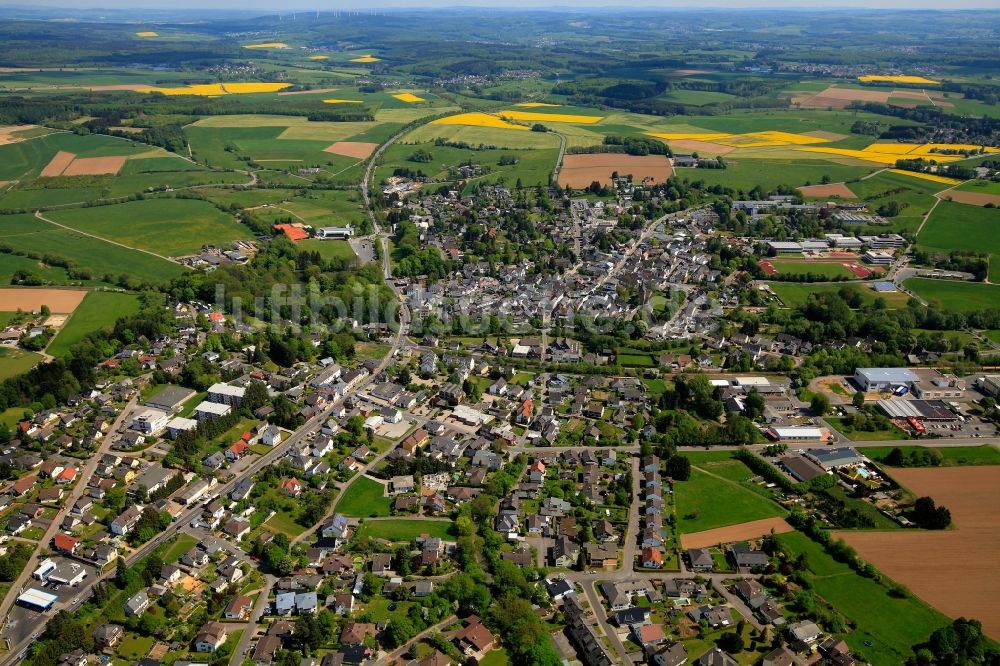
[244,43,289,49]
[221,83,291,94]
[499,110,603,124]
[647,130,827,148]
[308,55,329,61]
[863,143,919,155]
[145,82,290,96]
[907,144,1000,155]
[351,55,381,63]
[887,169,963,185]
[323,99,362,105]
[513,102,561,108]
[797,146,962,165]
[431,113,528,131]
[392,93,426,103]
[858,75,941,85]
[135,31,158,37]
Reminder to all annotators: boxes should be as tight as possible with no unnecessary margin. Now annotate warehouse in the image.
[853,368,918,393]
[803,447,866,471]
[17,588,57,611]
[765,426,825,442]
[876,399,956,421]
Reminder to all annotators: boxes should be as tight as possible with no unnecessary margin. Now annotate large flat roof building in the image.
[854,368,918,392]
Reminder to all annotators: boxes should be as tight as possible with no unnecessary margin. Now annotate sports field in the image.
[47,291,142,356]
[46,199,252,257]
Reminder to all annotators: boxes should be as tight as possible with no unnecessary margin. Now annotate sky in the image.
[5,0,1000,9]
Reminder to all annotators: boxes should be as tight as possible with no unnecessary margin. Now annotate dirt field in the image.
[559,154,673,188]
[681,517,793,549]
[0,288,88,313]
[61,155,127,176]
[801,86,892,109]
[941,190,1000,207]
[838,466,1000,641]
[798,182,858,198]
[0,125,35,146]
[324,141,379,159]
[892,90,930,101]
[40,151,76,177]
[668,139,736,156]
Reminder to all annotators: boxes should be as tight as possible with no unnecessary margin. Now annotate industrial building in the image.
[17,588,57,611]
[765,426,825,442]
[853,368,919,393]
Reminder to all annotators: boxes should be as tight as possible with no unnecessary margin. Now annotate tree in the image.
[386,615,416,647]
[852,391,866,409]
[810,393,830,416]
[665,455,691,481]
[718,631,744,653]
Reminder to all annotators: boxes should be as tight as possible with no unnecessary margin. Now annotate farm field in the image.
[375,140,558,188]
[917,201,1000,282]
[47,291,141,356]
[776,530,950,665]
[354,519,453,542]
[0,131,151,180]
[680,517,793,549]
[405,122,561,149]
[676,159,875,192]
[838,466,1000,641]
[0,347,44,380]
[863,445,1000,466]
[904,278,1000,312]
[335,476,391,517]
[0,287,87,312]
[558,154,673,188]
[674,465,785,534]
[45,199,252,257]
[0,213,185,284]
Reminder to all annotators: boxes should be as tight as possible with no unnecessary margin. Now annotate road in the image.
[0,393,139,629]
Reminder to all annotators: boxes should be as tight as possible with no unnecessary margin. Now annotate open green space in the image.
[161,533,199,564]
[46,198,252,257]
[336,476,391,517]
[864,445,1000,466]
[776,531,949,665]
[0,347,44,380]
[675,466,785,533]
[904,277,1000,312]
[917,200,1000,282]
[297,239,358,263]
[375,140,558,188]
[354,518,453,542]
[47,291,142,356]
[768,282,910,309]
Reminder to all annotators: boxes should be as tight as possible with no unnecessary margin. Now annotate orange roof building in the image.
[274,224,309,241]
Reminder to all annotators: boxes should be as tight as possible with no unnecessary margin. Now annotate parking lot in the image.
[6,557,97,647]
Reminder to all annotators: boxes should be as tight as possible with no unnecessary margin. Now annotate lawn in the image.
[0,347,44,380]
[298,239,358,263]
[47,291,141,356]
[863,445,1000,466]
[161,533,198,563]
[917,201,1000,282]
[116,633,155,661]
[354,519,453,542]
[46,198,253,257]
[826,417,909,441]
[904,277,1000,312]
[335,476,391,517]
[479,648,511,666]
[264,510,307,538]
[674,466,785,533]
